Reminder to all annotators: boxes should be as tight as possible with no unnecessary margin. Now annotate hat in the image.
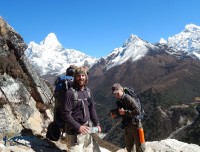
[82,66,89,74]
[74,67,88,76]
[112,83,123,94]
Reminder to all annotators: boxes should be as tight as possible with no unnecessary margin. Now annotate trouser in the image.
[124,123,144,152]
[65,133,101,152]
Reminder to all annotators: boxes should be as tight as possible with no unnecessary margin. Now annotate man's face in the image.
[76,74,86,87]
[113,89,123,99]
[114,92,121,99]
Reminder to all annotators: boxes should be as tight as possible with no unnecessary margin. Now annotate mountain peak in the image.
[123,34,142,47]
[184,24,200,33]
[104,34,156,69]
[159,38,167,44]
[40,33,62,47]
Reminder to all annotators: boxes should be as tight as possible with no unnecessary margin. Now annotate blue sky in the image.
[1,0,200,58]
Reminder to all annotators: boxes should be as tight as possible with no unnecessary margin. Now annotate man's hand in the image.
[97,126,102,133]
[79,125,89,134]
[119,108,126,115]
[110,108,119,118]
[111,112,117,119]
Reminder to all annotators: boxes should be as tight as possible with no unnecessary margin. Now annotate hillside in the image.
[88,43,200,146]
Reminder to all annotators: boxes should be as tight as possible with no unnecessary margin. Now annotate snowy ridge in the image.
[167,24,200,58]
[25,33,97,75]
[104,34,157,69]
[25,24,200,76]
[104,24,200,70]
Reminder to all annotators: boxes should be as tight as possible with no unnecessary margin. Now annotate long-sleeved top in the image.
[61,87,99,133]
[114,93,140,123]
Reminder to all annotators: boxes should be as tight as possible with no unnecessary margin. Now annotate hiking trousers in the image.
[65,133,101,152]
[124,123,144,152]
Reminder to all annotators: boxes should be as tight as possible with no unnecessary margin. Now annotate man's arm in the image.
[122,94,140,117]
[61,90,81,132]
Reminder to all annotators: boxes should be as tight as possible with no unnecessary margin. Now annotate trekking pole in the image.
[138,120,145,145]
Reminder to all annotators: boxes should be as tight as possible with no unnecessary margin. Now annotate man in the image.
[61,67,101,152]
[111,83,144,152]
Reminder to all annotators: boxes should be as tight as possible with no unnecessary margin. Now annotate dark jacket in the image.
[61,86,99,133]
[114,93,140,123]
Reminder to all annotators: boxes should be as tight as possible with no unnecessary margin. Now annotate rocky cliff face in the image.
[0,17,53,138]
[169,105,200,145]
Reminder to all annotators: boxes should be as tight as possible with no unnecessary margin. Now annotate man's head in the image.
[112,83,124,99]
[73,67,88,87]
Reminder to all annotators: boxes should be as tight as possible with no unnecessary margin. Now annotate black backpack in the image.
[46,121,61,141]
[123,87,146,122]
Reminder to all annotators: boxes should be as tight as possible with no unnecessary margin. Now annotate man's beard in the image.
[77,79,85,86]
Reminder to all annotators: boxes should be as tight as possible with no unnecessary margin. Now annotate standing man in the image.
[111,83,144,152]
[61,67,101,152]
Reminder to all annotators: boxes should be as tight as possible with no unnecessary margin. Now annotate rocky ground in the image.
[0,132,200,152]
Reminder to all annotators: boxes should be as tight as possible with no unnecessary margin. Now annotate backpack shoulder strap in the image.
[69,87,92,109]
[85,87,91,99]
[69,88,79,108]
[64,79,69,91]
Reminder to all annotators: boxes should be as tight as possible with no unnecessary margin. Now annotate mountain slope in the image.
[0,17,53,137]
[88,30,200,147]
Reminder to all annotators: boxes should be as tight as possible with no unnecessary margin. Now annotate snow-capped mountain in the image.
[104,34,157,69]
[25,24,200,76]
[97,24,200,71]
[167,24,200,59]
[25,33,97,75]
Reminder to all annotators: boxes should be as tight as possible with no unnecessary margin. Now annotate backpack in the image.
[123,87,146,122]
[53,75,74,124]
[46,121,61,141]
[46,75,73,141]
[54,75,74,95]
